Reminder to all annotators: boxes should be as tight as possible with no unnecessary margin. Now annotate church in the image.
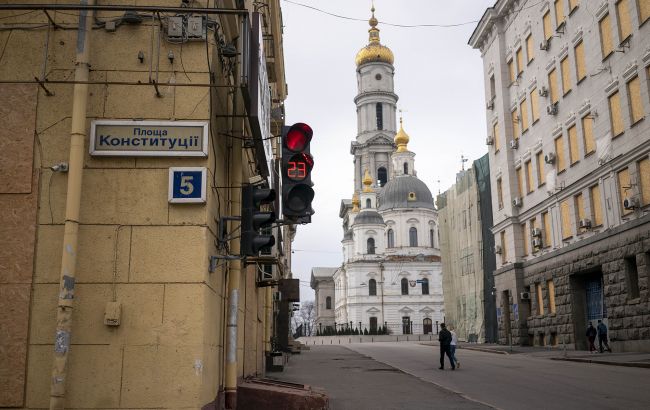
[311,7,444,335]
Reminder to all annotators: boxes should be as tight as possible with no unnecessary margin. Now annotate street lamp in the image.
[435,320,439,334]
[319,323,322,335]
[359,321,362,332]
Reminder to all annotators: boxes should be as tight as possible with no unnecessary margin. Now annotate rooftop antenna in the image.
[461,154,468,171]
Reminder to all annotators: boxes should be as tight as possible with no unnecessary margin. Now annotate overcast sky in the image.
[281,0,495,300]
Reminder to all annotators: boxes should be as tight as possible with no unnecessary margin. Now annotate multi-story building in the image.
[0,1,295,408]
[310,267,336,333]
[438,155,498,343]
[470,0,650,351]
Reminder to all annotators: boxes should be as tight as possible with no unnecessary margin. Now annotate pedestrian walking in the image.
[450,327,460,369]
[596,320,612,353]
[586,322,597,353]
[438,323,455,370]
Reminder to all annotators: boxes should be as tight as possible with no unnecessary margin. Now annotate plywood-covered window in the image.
[542,211,552,247]
[555,0,565,27]
[639,157,650,206]
[582,115,596,154]
[526,34,534,63]
[590,184,603,226]
[497,177,504,209]
[520,99,529,133]
[493,121,500,152]
[526,160,534,194]
[575,41,586,82]
[618,167,632,215]
[536,283,545,315]
[568,124,580,165]
[543,10,553,40]
[608,90,624,137]
[627,76,644,124]
[508,59,515,84]
[569,0,580,13]
[536,151,546,186]
[522,223,529,256]
[639,0,650,24]
[516,47,524,76]
[549,68,559,104]
[516,167,524,197]
[616,0,632,42]
[575,192,586,223]
[531,87,540,123]
[555,136,566,172]
[500,230,507,264]
[547,280,556,314]
[560,199,572,239]
[561,56,572,95]
[599,13,614,58]
[512,108,520,140]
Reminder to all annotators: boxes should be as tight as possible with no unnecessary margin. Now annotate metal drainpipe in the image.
[49,1,94,408]
[265,287,272,353]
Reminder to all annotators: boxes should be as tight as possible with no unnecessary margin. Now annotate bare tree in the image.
[298,300,316,336]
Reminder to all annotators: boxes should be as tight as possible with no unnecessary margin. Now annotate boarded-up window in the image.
[512,108,520,140]
[531,87,540,123]
[555,136,566,172]
[508,59,515,84]
[575,192,586,222]
[569,0,580,13]
[561,56,571,95]
[542,211,552,247]
[522,223,529,256]
[516,47,524,76]
[547,280,556,314]
[537,151,546,185]
[599,13,614,58]
[639,157,650,206]
[536,283,545,315]
[560,199,572,239]
[500,231,507,263]
[590,184,603,225]
[526,33,534,63]
[520,99,529,132]
[575,41,586,82]
[568,124,579,165]
[618,167,632,215]
[609,90,624,137]
[555,0,565,27]
[627,76,644,124]
[582,115,595,154]
[549,68,559,104]
[517,167,524,197]
[543,10,553,40]
[493,121,500,152]
[526,160,534,194]
[616,0,632,42]
[497,177,504,209]
[639,0,650,24]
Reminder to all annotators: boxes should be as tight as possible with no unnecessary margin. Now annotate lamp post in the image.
[319,322,322,335]
[359,321,362,333]
[435,320,439,334]
[384,321,388,335]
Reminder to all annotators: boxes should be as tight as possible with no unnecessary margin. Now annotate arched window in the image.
[409,227,418,247]
[421,278,429,295]
[423,318,433,334]
[430,229,434,247]
[369,279,377,296]
[376,103,383,130]
[401,278,409,295]
[367,238,375,254]
[403,162,408,174]
[366,198,371,208]
[326,296,332,309]
[387,229,394,248]
[377,167,387,187]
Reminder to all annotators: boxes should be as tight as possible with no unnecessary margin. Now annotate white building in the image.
[312,7,444,335]
[311,267,336,333]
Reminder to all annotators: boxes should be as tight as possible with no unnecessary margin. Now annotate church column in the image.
[369,154,376,187]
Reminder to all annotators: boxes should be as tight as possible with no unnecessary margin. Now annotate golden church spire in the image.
[362,169,374,192]
[355,4,394,66]
[394,115,410,152]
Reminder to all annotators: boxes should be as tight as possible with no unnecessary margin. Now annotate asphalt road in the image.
[347,342,650,410]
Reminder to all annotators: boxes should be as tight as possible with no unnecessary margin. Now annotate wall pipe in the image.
[49,1,94,409]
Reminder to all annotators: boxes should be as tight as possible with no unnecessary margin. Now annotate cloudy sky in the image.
[281,0,495,299]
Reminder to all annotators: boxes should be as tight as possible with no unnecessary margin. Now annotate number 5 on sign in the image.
[169,167,207,203]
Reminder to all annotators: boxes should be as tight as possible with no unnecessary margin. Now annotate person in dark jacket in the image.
[586,322,597,353]
[597,320,612,353]
[438,323,455,370]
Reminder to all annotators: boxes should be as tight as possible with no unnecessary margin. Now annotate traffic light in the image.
[241,185,276,256]
[281,123,315,221]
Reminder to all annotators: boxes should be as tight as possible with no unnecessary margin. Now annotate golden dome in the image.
[351,192,360,212]
[394,117,410,152]
[362,169,373,192]
[355,6,394,67]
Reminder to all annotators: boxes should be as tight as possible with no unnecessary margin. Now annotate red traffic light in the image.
[285,123,313,152]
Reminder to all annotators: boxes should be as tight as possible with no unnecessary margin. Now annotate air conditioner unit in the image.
[509,139,519,149]
[531,227,542,237]
[547,102,559,115]
[495,245,502,254]
[579,218,592,229]
[486,136,494,145]
[538,86,549,97]
[520,291,530,300]
[486,99,495,110]
[623,197,639,210]
[539,39,550,51]
[512,197,523,207]
[544,152,556,164]
[532,238,543,248]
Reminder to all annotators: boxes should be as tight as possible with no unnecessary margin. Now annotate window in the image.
[569,0,579,13]
[376,103,383,130]
[402,316,411,334]
[555,0,565,28]
[590,184,604,226]
[387,229,395,248]
[526,160,534,194]
[370,317,378,333]
[575,41,586,82]
[582,115,595,154]
[366,198,371,208]
[575,192,586,224]
[497,178,504,209]
[609,90,624,137]
[377,167,387,187]
[367,237,376,254]
[618,167,632,215]
[369,279,377,296]
[511,108,520,140]
[531,87,540,123]
[543,10,553,40]
[536,282,545,315]
[542,211,552,247]
[624,256,640,299]
[555,135,566,172]
[409,227,418,247]
[560,199,572,240]
[536,151,546,186]
[421,278,429,295]
[549,68,559,104]
[516,47,524,76]
[547,280,556,314]
[423,318,433,334]
[500,230,507,263]
[493,121,500,151]
[326,296,332,309]
[568,124,580,165]
[639,0,650,24]
[616,0,632,42]
[530,217,539,252]
[522,223,529,256]
[560,56,571,96]
[627,76,644,125]
[526,33,534,63]
[516,167,524,197]
[401,278,409,295]
[599,13,614,58]
[520,98,529,132]
[429,229,434,247]
[508,59,515,84]
[639,157,650,206]
[489,75,496,101]
[403,162,408,175]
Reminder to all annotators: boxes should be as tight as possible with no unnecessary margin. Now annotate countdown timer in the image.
[285,152,314,181]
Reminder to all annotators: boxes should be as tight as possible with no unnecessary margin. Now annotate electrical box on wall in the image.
[186,16,206,39]
[167,16,183,38]
[104,301,122,326]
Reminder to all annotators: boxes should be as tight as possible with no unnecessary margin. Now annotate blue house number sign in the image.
[169,167,207,203]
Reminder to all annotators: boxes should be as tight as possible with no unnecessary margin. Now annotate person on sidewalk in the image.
[586,322,597,353]
[450,326,460,369]
[597,320,612,353]
[438,323,455,370]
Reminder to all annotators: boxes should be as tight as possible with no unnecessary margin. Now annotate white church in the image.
[311,7,444,335]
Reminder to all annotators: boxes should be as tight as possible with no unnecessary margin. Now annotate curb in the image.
[460,346,510,355]
[550,357,650,368]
